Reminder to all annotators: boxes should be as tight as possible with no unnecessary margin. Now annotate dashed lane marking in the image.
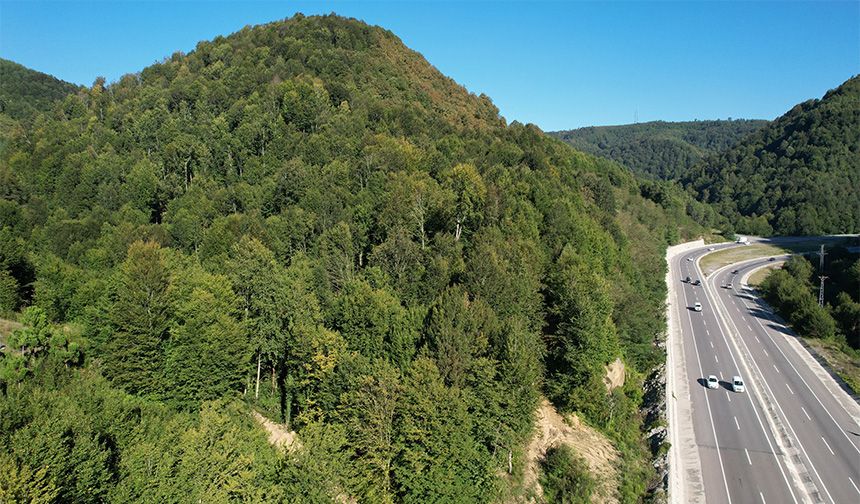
[801,407,811,421]
[786,383,794,395]
[734,416,740,430]
[745,448,752,465]
[821,437,835,456]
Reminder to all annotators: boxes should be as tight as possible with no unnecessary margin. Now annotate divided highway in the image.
[669,244,860,504]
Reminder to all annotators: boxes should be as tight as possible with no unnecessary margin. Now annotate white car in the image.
[693,302,702,312]
[708,247,715,251]
[687,257,693,262]
[732,376,745,393]
[707,375,719,389]
[725,282,733,289]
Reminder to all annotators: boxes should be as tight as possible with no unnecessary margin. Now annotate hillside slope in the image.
[683,76,860,235]
[0,14,700,501]
[0,58,80,120]
[551,119,767,180]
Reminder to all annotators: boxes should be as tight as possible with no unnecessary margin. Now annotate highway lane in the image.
[672,245,801,503]
[710,257,860,503]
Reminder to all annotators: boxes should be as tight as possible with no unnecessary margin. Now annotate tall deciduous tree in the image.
[103,241,172,396]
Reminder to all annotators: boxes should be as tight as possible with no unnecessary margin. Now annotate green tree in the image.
[443,163,486,241]
[539,445,595,504]
[103,241,172,396]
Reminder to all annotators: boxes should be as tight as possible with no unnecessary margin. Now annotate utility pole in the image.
[817,244,828,307]
[819,275,828,307]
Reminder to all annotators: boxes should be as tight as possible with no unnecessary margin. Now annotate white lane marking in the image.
[755,335,760,343]
[762,348,769,357]
[734,416,740,430]
[681,266,733,504]
[710,341,714,348]
[849,477,859,495]
[701,262,801,504]
[821,437,835,456]
[726,392,731,402]
[772,364,780,374]
[786,383,794,395]
[716,282,838,504]
[715,355,719,364]
[706,329,710,336]
[801,407,811,420]
[759,491,766,503]
[747,324,752,331]
[744,290,860,457]
[745,448,752,465]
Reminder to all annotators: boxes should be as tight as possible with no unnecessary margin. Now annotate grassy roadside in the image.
[699,244,787,276]
[750,266,859,395]
[804,338,860,395]
[747,264,782,286]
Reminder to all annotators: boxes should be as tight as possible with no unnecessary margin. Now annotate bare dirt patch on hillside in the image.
[252,411,299,452]
[604,358,625,391]
[523,398,619,503]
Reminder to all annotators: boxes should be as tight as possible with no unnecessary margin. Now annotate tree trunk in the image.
[255,353,261,400]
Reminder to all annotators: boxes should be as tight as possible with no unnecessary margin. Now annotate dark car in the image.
[684,276,691,283]
[768,257,776,262]
[692,279,701,286]
[731,269,738,274]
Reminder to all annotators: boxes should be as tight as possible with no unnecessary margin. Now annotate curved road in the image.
[670,244,860,504]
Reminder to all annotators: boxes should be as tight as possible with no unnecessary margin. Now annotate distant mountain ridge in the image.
[682,76,860,235]
[0,58,80,120]
[550,119,768,180]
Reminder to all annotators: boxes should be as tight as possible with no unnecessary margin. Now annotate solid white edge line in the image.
[708,260,834,504]
[743,284,860,457]
[681,256,733,504]
[698,256,802,504]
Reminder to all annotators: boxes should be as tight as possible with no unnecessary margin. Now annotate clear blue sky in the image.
[1,1,858,130]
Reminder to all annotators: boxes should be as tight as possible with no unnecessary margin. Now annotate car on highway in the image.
[707,375,719,389]
[686,257,693,262]
[768,257,776,261]
[708,247,715,251]
[732,376,746,393]
[692,279,701,286]
[731,269,738,274]
[684,276,691,283]
[724,282,733,289]
[693,302,702,312]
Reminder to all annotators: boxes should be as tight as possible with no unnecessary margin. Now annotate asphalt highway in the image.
[671,244,860,504]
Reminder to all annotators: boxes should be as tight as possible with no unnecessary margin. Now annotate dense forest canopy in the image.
[0,14,705,502]
[550,119,768,180]
[0,58,80,120]
[682,76,860,236]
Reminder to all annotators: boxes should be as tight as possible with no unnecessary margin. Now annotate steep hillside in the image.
[0,14,701,501]
[683,76,860,235]
[551,119,767,180]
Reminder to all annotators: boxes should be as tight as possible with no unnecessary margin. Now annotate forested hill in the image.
[682,76,860,236]
[550,119,768,180]
[0,58,80,120]
[1,14,701,501]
